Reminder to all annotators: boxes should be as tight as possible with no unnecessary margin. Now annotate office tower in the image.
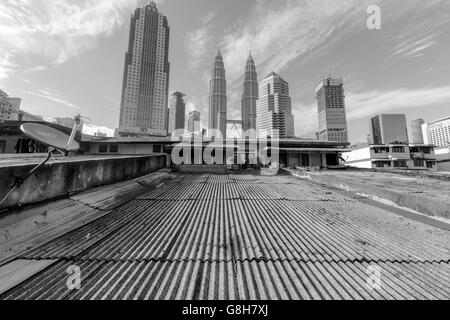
[0,89,21,122]
[422,116,450,147]
[315,77,348,142]
[410,119,425,144]
[168,92,186,135]
[256,72,295,138]
[188,111,201,133]
[370,114,409,144]
[241,52,258,138]
[118,1,170,137]
[209,50,227,137]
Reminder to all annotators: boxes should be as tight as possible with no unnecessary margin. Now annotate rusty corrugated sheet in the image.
[2,260,448,300]
[1,173,449,300]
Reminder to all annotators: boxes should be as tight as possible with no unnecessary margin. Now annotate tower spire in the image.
[241,51,258,138]
[209,49,227,138]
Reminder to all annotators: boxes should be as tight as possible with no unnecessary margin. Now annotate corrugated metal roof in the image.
[270,147,349,152]
[2,260,448,300]
[1,173,449,300]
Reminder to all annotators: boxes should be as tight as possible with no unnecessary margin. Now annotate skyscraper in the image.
[256,72,295,138]
[209,50,227,138]
[410,119,425,144]
[422,116,450,147]
[188,111,201,133]
[118,1,170,137]
[168,92,186,136]
[241,52,258,138]
[315,77,348,142]
[370,114,409,144]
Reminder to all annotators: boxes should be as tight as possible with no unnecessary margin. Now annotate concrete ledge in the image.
[347,167,450,181]
[0,154,166,210]
[0,170,172,265]
[305,172,450,219]
[174,164,228,173]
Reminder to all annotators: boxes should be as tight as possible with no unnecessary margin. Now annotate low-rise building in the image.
[18,111,44,122]
[54,117,84,132]
[0,121,82,154]
[0,90,21,122]
[343,143,437,171]
[434,146,450,172]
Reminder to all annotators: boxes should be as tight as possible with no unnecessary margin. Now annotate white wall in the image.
[347,160,373,169]
[342,146,371,163]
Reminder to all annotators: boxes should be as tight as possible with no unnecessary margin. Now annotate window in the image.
[0,140,6,154]
[153,145,162,153]
[413,159,424,167]
[375,161,390,168]
[373,147,389,154]
[98,145,108,153]
[109,144,119,153]
[392,146,405,153]
[393,160,407,168]
[426,162,434,169]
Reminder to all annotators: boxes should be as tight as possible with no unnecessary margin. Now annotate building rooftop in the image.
[0,171,448,299]
[349,143,436,150]
[429,116,450,125]
[264,71,281,79]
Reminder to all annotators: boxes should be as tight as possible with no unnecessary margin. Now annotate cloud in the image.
[219,0,381,85]
[25,89,81,109]
[294,86,450,137]
[0,51,17,81]
[185,12,216,71]
[185,101,198,114]
[186,28,212,70]
[346,86,450,120]
[292,103,318,138]
[385,3,450,63]
[82,123,115,137]
[0,0,137,74]
[391,32,437,59]
[201,11,216,25]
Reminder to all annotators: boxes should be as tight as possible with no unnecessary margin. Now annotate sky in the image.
[0,0,449,143]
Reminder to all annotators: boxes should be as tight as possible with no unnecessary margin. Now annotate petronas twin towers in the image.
[208,50,258,138]
[208,50,228,137]
[241,53,258,137]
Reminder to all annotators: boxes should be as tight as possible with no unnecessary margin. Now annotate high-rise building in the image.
[241,52,258,138]
[0,89,21,122]
[256,72,295,138]
[410,119,425,144]
[422,116,450,147]
[118,1,170,137]
[315,77,348,142]
[188,111,201,133]
[168,92,186,135]
[209,50,227,138]
[370,114,409,144]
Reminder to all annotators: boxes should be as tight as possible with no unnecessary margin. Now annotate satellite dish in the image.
[1,121,82,209]
[20,123,80,151]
